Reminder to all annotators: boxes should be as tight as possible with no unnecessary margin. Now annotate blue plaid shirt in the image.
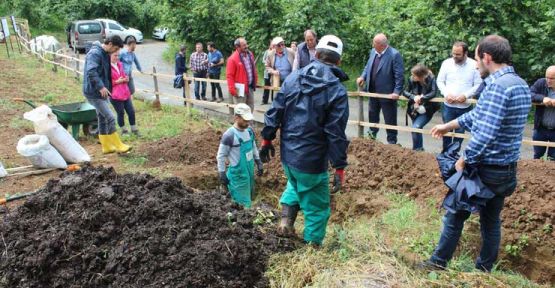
[458,66,531,165]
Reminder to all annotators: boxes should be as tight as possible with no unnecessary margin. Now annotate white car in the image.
[152,27,169,41]
[96,18,143,44]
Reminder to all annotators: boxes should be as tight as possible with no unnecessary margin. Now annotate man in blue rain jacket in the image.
[259,35,349,246]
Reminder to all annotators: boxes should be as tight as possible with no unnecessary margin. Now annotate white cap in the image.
[316,35,343,56]
[234,103,254,121]
[271,37,285,46]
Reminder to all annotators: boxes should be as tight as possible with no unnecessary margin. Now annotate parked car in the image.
[152,27,169,41]
[95,19,143,44]
[68,20,104,52]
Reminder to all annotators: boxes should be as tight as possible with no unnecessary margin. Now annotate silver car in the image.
[96,19,143,44]
[68,20,104,51]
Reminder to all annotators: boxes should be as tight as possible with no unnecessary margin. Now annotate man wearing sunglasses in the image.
[265,37,295,88]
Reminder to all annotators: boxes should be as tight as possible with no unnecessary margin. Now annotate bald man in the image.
[530,65,555,160]
[357,33,404,144]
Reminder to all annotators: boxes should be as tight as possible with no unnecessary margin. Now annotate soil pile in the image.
[137,128,554,283]
[0,165,296,288]
[143,128,222,166]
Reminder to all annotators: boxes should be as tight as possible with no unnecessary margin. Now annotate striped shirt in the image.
[190,52,208,72]
[458,66,531,165]
[240,52,254,87]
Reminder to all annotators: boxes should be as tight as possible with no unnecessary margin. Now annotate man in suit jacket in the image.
[357,33,404,144]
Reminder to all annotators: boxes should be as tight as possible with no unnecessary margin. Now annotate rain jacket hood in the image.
[299,63,349,95]
[262,60,349,174]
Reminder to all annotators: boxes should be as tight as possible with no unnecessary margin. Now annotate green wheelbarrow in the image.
[15,98,99,140]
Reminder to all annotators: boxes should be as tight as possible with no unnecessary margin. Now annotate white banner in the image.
[10,16,19,36]
[1,18,9,37]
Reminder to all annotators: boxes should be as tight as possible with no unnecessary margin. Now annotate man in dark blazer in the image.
[357,33,404,144]
[530,65,555,160]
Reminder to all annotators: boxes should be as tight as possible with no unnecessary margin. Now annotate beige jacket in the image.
[265,48,295,75]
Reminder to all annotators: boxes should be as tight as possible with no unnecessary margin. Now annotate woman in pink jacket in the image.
[110,52,139,135]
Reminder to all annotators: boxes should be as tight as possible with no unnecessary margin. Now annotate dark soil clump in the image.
[0,165,296,288]
[142,128,222,166]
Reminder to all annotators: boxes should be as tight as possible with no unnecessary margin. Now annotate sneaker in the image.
[210,98,217,102]
[415,260,446,271]
[121,128,129,135]
[261,102,269,105]
[217,98,224,103]
[201,97,208,101]
[132,130,141,137]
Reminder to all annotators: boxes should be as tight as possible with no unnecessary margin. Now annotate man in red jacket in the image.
[226,37,258,111]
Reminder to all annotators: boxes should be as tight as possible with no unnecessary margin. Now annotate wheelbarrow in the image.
[14,98,98,140]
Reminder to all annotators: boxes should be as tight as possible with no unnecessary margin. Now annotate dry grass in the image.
[266,193,545,288]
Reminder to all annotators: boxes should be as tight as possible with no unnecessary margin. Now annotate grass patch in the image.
[266,192,544,288]
[9,117,32,130]
[135,103,192,141]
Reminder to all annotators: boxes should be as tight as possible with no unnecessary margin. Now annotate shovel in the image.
[0,192,37,205]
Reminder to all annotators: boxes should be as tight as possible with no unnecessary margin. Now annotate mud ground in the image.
[140,128,555,284]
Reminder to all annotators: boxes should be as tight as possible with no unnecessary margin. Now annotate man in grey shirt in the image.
[217,104,264,207]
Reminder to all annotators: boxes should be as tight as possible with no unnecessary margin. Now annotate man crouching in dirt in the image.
[217,103,263,208]
[259,35,349,246]
[420,35,531,272]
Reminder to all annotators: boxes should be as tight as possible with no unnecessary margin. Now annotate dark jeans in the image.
[110,98,136,128]
[128,75,135,95]
[411,113,433,150]
[533,127,555,160]
[262,77,273,104]
[193,70,207,99]
[369,98,398,144]
[430,163,518,272]
[442,105,472,152]
[208,72,223,100]
[87,98,116,135]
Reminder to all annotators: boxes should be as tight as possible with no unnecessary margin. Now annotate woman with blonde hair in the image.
[402,64,440,151]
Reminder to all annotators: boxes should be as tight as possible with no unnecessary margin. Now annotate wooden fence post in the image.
[272,74,280,102]
[227,86,234,117]
[74,51,80,81]
[40,40,45,68]
[184,74,193,114]
[152,66,161,109]
[357,88,364,138]
[64,55,68,77]
[34,38,38,61]
[51,46,57,73]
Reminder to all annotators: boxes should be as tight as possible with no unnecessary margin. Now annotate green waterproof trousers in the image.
[280,164,330,244]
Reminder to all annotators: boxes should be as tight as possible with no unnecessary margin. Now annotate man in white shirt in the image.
[437,41,482,152]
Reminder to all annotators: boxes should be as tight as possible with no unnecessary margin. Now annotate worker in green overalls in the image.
[217,103,264,207]
[260,35,349,246]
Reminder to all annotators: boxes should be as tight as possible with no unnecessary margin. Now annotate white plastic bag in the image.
[23,105,91,163]
[0,161,7,178]
[17,135,67,169]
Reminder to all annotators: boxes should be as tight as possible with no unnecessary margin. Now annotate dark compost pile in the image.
[0,166,295,288]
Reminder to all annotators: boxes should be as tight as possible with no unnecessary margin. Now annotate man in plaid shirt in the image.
[421,35,531,272]
[190,42,209,100]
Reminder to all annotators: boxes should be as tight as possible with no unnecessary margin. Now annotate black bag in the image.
[173,74,184,89]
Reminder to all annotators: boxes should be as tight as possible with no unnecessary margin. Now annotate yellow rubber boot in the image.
[99,135,116,154]
[109,132,132,153]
